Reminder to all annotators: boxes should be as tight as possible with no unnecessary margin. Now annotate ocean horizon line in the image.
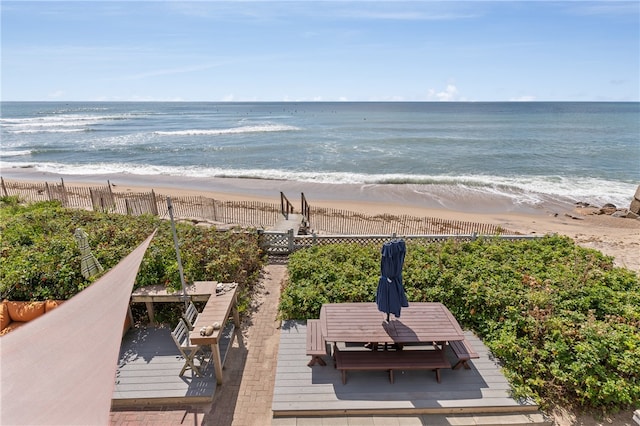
[2,100,639,104]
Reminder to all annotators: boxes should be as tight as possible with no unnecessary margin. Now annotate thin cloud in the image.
[428,84,461,101]
[119,63,224,81]
[510,95,537,102]
[566,1,640,17]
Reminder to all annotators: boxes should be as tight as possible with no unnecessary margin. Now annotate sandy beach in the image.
[3,170,639,273]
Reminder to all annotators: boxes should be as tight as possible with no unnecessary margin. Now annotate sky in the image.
[1,1,639,102]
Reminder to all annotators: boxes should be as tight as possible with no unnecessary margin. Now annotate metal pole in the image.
[167,197,188,309]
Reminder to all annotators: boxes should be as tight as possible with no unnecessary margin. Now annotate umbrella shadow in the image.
[386,319,418,344]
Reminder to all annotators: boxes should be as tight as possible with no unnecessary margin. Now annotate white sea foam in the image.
[1,113,131,133]
[154,124,300,136]
[9,128,89,134]
[0,150,32,157]
[3,160,635,208]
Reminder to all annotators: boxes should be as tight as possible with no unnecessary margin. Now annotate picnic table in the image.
[317,302,475,384]
[319,302,466,344]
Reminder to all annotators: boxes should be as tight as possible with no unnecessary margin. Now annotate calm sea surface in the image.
[1,101,638,208]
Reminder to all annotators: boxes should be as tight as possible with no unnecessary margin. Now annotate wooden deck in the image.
[273,321,539,417]
[112,324,234,406]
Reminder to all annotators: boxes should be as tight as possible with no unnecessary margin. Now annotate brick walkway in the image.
[109,264,286,426]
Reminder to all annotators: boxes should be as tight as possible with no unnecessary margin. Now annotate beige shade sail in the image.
[0,230,156,425]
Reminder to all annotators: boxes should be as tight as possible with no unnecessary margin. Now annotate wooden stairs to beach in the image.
[268,191,309,235]
[269,213,306,233]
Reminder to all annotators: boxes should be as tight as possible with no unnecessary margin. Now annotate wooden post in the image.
[287,228,295,253]
[150,190,159,216]
[59,178,68,206]
[107,180,112,195]
[1,177,7,197]
[45,182,52,200]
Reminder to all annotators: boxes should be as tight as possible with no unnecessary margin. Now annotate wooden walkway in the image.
[112,324,234,406]
[273,321,539,417]
[269,213,305,233]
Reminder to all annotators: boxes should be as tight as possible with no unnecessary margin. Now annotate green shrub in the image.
[280,236,640,412]
[0,199,266,319]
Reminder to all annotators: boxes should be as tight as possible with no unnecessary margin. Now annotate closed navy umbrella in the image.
[375,239,408,321]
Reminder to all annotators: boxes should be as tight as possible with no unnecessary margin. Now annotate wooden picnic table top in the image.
[319,302,465,344]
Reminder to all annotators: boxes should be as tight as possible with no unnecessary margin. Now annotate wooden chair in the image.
[171,318,207,377]
[181,301,199,330]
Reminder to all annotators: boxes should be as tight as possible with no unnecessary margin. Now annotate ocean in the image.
[1,101,638,211]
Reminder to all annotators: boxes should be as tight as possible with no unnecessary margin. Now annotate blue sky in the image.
[2,1,639,102]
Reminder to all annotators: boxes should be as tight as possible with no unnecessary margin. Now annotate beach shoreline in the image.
[2,170,639,272]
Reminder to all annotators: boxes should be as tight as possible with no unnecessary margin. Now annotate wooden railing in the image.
[301,192,310,226]
[280,191,295,219]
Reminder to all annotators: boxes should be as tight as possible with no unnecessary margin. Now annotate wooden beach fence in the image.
[1,178,513,237]
[157,195,281,228]
[308,206,509,236]
[1,177,95,210]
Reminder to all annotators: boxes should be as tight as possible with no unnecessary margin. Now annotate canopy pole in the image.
[167,197,188,309]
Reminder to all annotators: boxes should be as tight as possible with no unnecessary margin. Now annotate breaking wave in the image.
[154,124,300,136]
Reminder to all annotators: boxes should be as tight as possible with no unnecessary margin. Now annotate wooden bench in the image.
[306,319,329,366]
[189,286,240,385]
[334,346,451,384]
[449,338,480,369]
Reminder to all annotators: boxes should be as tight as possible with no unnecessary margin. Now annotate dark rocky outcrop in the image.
[629,185,640,215]
[573,186,640,221]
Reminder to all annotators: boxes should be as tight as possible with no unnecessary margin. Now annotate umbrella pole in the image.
[386,279,390,322]
[167,197,189,311]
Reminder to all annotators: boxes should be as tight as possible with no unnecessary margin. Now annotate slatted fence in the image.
[308,206,510,236]
[1,178,516,237]
[1,178,281,228]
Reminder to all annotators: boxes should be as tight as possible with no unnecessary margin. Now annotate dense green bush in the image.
[0,198,265,314]
[280,236,640,412]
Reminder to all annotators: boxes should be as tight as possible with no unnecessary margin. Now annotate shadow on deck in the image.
[112,325,233,407]
[273,321,540,418]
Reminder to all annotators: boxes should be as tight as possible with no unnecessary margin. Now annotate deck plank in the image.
[272,320,538,416]
[112,325,234,406]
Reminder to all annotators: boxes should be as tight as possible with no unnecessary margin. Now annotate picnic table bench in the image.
[449,338,480,369]
[334,345,451,384]
[306,319,329,366]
